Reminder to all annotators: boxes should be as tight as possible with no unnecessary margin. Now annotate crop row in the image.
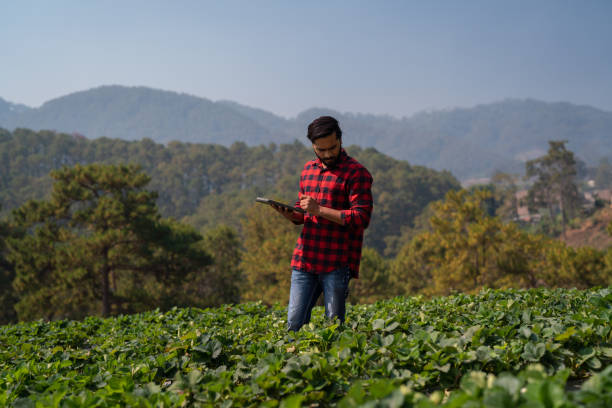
[1,287,610,406]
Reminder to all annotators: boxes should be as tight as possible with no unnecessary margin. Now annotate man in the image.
[272,116,373,331]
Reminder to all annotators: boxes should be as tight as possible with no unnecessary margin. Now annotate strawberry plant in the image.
[1,288,610,406]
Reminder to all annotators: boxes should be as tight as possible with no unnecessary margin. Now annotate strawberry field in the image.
[1,288,611,407]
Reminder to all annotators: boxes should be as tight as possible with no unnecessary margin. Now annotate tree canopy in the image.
[526,140,581,238]
[0,205,18,324]
[7,163,214,320]
[389,189,611,298]
[0,128,460,255]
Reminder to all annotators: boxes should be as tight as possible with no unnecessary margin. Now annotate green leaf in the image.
[384,322,400,332]
[483,388,514,408]
[518,326,533,339]
[382,334,395,347]
[586,357,602,370]
[476,346,494,362]
[344,381,366,405]
[522,342,546,362]
[369,379,396,399]
[554,326,576,342]
[372,319,385,330]
[280,394,304,408]
[188,369,203,386]
[460,371,487,396]
[493,374,522,396]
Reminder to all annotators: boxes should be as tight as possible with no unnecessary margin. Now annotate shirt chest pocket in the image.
[317,174,348,208]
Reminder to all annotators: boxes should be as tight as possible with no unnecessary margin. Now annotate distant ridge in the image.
[0,86,288,146]
[2,86,612,180]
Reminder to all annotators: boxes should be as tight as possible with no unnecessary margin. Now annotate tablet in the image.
[256,197,306,214]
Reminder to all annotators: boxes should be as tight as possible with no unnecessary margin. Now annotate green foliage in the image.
[0,129,459,255]
[6,164,212,320]
[389,233,436,296]
[198,225,242,305]
[0,288,610,406]
[489,171,520,222]
[593,157,612,189]
[348,247,391,304]
[240,205,301,305]
[353,146,461,256]
[0,205,18,325]
[426,189,504,293]
[393,190,535,296]
[392,189,611,297]
[537,244,611,289]
[526,140,582,237]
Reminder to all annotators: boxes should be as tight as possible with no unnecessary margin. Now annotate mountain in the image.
[0,87,288,146]
[0,97,31,120]
[2,86,612,180]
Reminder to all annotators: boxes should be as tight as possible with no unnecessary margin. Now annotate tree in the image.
[389,233,436,296]
[347,247,391,304]
[594,157,612,189]
[240,204,300,305]
[525,141,581,238]
[426,190,507,294]
[605,220,612,282]
[7,164,211,320]
[192,225,242,306]
[535,242,610,289]
[0,128,459,257]
[490,171,520,222]
[0,206,18,325]
[391,189,553,296]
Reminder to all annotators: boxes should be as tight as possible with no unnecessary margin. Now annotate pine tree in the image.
[0,206,18,324]
[490,171,520,222]
[526,141,581,238]
[194,225,242,306]
[391,189,552,296]
[240,205,300,305]
[7,164,211,320]
[348,247,390,304]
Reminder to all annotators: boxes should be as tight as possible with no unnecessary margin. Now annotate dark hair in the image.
[307,116,342,142]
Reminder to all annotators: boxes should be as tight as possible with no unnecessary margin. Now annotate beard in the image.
[315,148,342,168]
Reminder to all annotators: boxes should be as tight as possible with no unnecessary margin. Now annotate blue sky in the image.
[2,0,611,118]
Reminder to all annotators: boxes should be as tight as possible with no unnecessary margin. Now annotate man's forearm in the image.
[316,206,344,226]
[300,195,345,226]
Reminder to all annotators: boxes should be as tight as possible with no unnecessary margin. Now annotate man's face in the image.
[312,132,341,168]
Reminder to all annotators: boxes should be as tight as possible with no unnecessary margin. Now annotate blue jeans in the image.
[287,267,351,331]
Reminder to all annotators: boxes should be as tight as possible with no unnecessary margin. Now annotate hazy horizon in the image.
[2,1,612,118]
[4,84,612,121]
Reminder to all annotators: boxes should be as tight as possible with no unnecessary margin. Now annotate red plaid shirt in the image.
[291,149,373,278]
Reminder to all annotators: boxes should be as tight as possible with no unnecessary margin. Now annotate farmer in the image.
[272,116,373,331]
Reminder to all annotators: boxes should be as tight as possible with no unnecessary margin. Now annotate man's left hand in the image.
[299,194,320,215]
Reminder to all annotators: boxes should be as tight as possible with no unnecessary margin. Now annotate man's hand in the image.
[299,194,321,215]
[299,194,345,225]
[271,203,300,221]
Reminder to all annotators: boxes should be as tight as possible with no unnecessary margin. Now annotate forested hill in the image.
[2,86,612,180]
[0,128,460,255]
[0,87,284,146]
